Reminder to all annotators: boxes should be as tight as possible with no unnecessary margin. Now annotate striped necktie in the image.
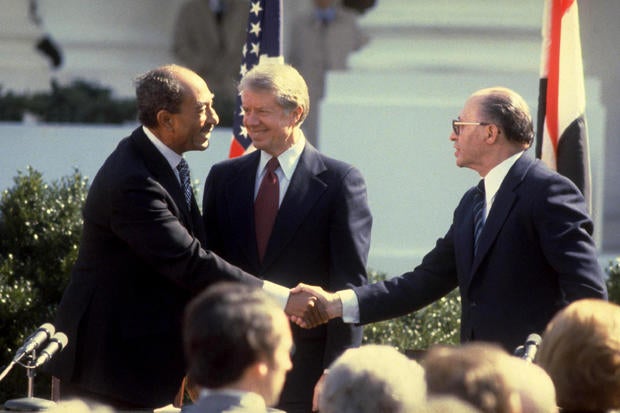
[176,158,192,209]
[473,179,486,254]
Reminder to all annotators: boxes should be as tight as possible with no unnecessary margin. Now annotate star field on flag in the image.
[228,0,283,158]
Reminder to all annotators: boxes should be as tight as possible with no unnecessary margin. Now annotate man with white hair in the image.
[318,345,426,413]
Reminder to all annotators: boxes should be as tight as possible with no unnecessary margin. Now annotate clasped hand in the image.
[284,283,341,329]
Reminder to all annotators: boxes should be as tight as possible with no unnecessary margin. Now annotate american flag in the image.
[228,0,283,158]
[535,0,592,211]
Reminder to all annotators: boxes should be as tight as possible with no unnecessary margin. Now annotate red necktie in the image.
[255,157,280,261]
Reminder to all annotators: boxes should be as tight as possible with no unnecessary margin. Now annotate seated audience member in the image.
[537,298,620,413]
[318,344,426,413]
[183,282,293,413]
[508,358,558,413]
[423,342,557,413]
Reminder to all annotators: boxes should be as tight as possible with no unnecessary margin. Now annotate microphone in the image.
[513,345,524,358]
[33,332,68,368]
[521,333,542,363]
[12,323,55,363]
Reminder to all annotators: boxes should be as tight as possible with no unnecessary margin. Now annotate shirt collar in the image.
[258,132,306,181]
[142,126,183,170]
[482,151,524,205]
[199,388,267,410]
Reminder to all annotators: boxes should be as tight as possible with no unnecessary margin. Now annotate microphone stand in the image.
[3,351,56,411]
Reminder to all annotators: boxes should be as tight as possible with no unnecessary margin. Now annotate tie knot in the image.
[266,157,279,173]
[477,179,485,195]
[177,158,189,174]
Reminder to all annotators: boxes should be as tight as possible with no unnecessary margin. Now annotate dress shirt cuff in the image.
[337,289,360,323]
[263,280,290,310]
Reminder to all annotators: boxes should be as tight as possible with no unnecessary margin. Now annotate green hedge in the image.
[362,270,461,351]
[0,167,87,402]
[606,257,620,304]
[0,80,136,124]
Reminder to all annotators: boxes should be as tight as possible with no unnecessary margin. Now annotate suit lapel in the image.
[224,152,261,267]
[261,145,327,269]
[130,128,195,232]
[469,155,534,279]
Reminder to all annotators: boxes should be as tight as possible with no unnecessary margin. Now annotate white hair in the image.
[319,344,427,413]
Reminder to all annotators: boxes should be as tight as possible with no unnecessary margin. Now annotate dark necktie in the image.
[473,179,486,254]
[176,158,192,209]
[255,157,280,262]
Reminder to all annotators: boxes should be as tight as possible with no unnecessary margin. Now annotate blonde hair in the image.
[537,299,620,411]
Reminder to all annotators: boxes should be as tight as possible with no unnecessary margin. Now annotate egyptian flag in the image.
[536,0,592,211]
[228,0,283,158]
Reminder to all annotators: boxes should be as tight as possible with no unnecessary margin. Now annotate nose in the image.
[450,130,457,141]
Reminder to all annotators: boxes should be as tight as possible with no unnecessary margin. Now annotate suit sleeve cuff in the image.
[262,280,290,310]
[337,289,360,323]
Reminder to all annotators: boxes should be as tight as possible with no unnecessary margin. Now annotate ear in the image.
[255,361,269,378]
[157,110,174,130]
[485,124,500,144]
[290,106,303,126]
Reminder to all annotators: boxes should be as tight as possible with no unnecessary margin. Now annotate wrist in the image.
[327,293,343,319]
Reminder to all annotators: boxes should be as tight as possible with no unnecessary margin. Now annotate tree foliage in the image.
[362,269,461,352]
[0,80,136,124]
[606,257,620,305]
[0,167,88,401]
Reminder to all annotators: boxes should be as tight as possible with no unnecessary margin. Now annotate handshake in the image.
[283,284,343,329]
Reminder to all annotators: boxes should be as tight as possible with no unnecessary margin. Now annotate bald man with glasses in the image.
[294,86,607,353]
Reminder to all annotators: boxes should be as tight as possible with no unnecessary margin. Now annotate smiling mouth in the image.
[202,125,214,135]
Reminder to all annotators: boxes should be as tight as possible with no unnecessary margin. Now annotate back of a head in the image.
[319,344,426,413]
[183,282,283,390]
[502,355,557,413]
[537,298,620,412]
[422,343,520,413]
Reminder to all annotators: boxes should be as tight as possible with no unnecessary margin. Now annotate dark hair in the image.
[134,65,186,127]
[183,282,282,388]
[478,88,534,146]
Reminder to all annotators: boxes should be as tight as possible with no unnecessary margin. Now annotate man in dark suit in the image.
[47,65,321,409]
[295,86,607,353]
[202,62,372,413]
[184,282,292,413]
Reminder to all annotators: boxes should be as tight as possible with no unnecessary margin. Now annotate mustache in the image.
[201,123,215,134]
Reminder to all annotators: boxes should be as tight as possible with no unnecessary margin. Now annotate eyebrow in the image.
[198,94,215,106]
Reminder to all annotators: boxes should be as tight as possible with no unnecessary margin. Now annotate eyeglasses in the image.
[452,120,491,136]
